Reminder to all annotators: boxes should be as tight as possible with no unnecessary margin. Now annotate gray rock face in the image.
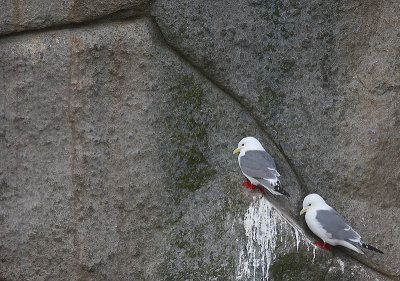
[1,0,399,280]
[0,0,148,35]
[151,0,400,277]
[0,19,172,280]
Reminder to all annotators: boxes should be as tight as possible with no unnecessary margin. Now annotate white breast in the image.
[305,208,331,243]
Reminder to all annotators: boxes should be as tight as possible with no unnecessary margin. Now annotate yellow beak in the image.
[300,209,307,215]
[233,148,240,154]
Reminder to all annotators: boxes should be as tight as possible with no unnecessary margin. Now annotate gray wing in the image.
[316,209,361,242]
[239,150,279,180]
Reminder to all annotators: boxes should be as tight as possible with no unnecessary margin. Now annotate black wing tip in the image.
[362,243,384,254]
[273,184,290,197]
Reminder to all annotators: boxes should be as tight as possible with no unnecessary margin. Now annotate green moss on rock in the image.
[264,0,283,26]
[258,83,285,116]
[280,58,296,73]
[157,178,247,281]
[166,75,214,192]
[270,249,328,281]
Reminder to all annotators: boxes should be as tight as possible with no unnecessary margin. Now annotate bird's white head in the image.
[233,136,265,155]
[300,193,326,215]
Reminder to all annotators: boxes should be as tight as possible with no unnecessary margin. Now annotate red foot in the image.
[314,241,332,250]
[257,187,266,194]
[242,181,256,189]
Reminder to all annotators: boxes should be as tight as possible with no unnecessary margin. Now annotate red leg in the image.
[257,186,265,194]
[314,241,323,248]
[314,241,332,250]
[323,242,332,250]
[242,181,256,189]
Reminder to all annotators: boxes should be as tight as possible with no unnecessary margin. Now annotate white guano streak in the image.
[236,196,314,281]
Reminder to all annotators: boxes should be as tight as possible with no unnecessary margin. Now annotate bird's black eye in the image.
[242,143,244,146]
[308,203,311,206]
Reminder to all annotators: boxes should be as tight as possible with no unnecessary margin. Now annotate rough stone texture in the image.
[0,18,295,281]
[0,0,148,35]
[0,17,300,280]
[0,19,172,280]
[1,0,399,280]
[152,0,400,277]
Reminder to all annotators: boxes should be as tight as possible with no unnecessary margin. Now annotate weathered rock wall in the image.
[151,0,400,276]
[1,0,399,280]
[0,0,148,35]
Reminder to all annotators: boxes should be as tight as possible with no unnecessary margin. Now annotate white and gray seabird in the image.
[300,193,383,254]
[233,136,290,197]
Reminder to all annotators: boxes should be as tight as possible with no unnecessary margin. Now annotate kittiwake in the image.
[233,136,290,197]
[300,193,383,254]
